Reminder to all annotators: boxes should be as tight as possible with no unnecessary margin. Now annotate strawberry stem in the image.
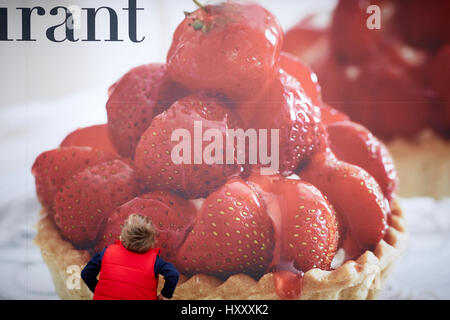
[193,0,207,11]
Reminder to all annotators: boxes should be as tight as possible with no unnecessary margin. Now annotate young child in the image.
[81,214,179,300]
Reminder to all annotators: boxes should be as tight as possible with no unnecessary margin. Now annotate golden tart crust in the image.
[34,201,407,300]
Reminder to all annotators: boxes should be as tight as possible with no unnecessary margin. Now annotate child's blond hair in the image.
[120,214,156,253]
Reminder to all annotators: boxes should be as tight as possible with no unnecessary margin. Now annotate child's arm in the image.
[154,256,180,299]
[81,247,106,293]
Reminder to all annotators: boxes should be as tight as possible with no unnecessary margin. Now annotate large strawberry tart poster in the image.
[0,0,449,304]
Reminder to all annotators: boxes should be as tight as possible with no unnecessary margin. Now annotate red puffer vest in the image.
[93,240,160,300]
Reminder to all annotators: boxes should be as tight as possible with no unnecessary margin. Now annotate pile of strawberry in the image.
[284,0,450,140]
[32,1,398,290]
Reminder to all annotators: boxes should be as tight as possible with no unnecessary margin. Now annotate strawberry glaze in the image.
[247,172,338,300]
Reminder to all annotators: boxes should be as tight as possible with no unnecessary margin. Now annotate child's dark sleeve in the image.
[154,256,180,299]
[81,247,106,293]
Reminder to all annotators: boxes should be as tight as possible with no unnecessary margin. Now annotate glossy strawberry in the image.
[320,104,349,125]
[299,150,389,249]
[248,173,338,272]
[326,121,398,200]
[31,147,116,212]
[280,52,322,106]
[134,94,244,199]
[60,124,118,156]
[237,69,325,175]
[174,178,274,279]
[167,1,283,101]
[339,224,364,261]
[94,190,196,258]
[54,159,138,248]
[106,63,188,158]
[107,81,118,97]
[273,178,338,272]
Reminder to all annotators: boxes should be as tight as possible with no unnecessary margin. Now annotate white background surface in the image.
[0,0,449,299]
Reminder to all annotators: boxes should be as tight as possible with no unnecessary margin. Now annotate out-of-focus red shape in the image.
[60,124,118,156]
